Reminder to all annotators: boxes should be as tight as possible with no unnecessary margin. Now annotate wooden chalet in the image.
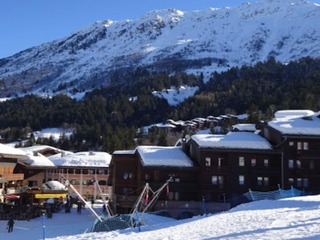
[0,144,28,203]
[109,110,320,217]
[260,110,320,194]
[109,146,230,219]
[185,132,281,206]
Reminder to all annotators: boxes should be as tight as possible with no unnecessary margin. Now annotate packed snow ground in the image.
[2,195,320,239]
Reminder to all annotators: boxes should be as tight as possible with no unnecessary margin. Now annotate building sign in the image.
[35,193,67,199]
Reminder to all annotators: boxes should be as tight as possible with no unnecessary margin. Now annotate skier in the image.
[7,217,14,233]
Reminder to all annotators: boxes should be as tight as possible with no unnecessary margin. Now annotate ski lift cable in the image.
[94,175,113,217]
[60,174,103,222]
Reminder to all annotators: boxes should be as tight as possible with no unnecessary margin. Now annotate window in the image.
[310,160,315,169]
[239,157,245,166]
[296,160,301,168]
[123,172,128,180]
[218,176,224,185]
[239,175,245,185]
[257,177,269,186]
[28,180,37,187]
[303,178,309,187]
[218,158,223,167]
[98,180,107,186]
[264,159,269,167]
[211,176,218,185]
[297,178,302,187]
[303,142,309,150]
[297,142,302,150]
[70,179,79,185]
[264,177,269,186]
[288,160,294,169]
[212,175,224,187]
[289,141,294,146]
[288,178,294,185]
[251,158,256,167]
[257,177,263,186]
[205,157,211,167]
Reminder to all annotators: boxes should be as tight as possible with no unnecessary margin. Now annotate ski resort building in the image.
[0,144,28,202]
[108,110,320,218]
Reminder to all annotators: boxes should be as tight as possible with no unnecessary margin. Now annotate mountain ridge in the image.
[0,0,319,98]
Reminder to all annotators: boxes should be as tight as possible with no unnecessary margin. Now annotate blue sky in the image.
[0,0,319,58]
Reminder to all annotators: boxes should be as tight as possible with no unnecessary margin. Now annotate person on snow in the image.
[77,200,82,214]
[7,217,14,233]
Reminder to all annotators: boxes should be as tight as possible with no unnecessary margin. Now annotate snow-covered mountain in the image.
[0,0,319,98]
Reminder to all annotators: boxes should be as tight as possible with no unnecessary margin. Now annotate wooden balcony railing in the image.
[0,173,24,181]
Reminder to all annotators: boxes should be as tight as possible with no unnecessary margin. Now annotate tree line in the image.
[0,57,319,152]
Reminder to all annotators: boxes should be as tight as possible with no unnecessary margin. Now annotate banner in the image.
[35,193,67,199]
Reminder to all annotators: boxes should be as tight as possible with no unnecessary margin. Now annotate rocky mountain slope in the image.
[0,0,319,98]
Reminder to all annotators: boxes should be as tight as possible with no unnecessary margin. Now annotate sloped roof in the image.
[42,180,67,191]
[0,143,28,159]
[191,132,272,150]
[49,151,111,167]
[136,146,194,167]
[113,150,136,155]
[232,123,256,132]
[268,110,320,135]
[23,151,55,167]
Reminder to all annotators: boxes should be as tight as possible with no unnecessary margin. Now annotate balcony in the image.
[0,173,24,181]
[6,187,25,194]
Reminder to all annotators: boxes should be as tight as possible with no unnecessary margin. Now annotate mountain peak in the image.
[0,0,319,98]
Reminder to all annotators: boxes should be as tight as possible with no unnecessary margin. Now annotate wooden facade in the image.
[261,121,320,194]
[109,148,231,218]
[186,144,281,202]
[109,111,320,216]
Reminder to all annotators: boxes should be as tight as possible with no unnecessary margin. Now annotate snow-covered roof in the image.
[23,151,55,167]
[42,180,67,191]
[232,123,256,132]
[0,143,28,159]
[268,110,320,135]
[191,132,272,150]
[153,123,176,128]
[136,146,194,167]
[113,150,136,155]
[18,145,71,167]
[49,151,111,167]
[274,110,314,119]
[19,145,62,154]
